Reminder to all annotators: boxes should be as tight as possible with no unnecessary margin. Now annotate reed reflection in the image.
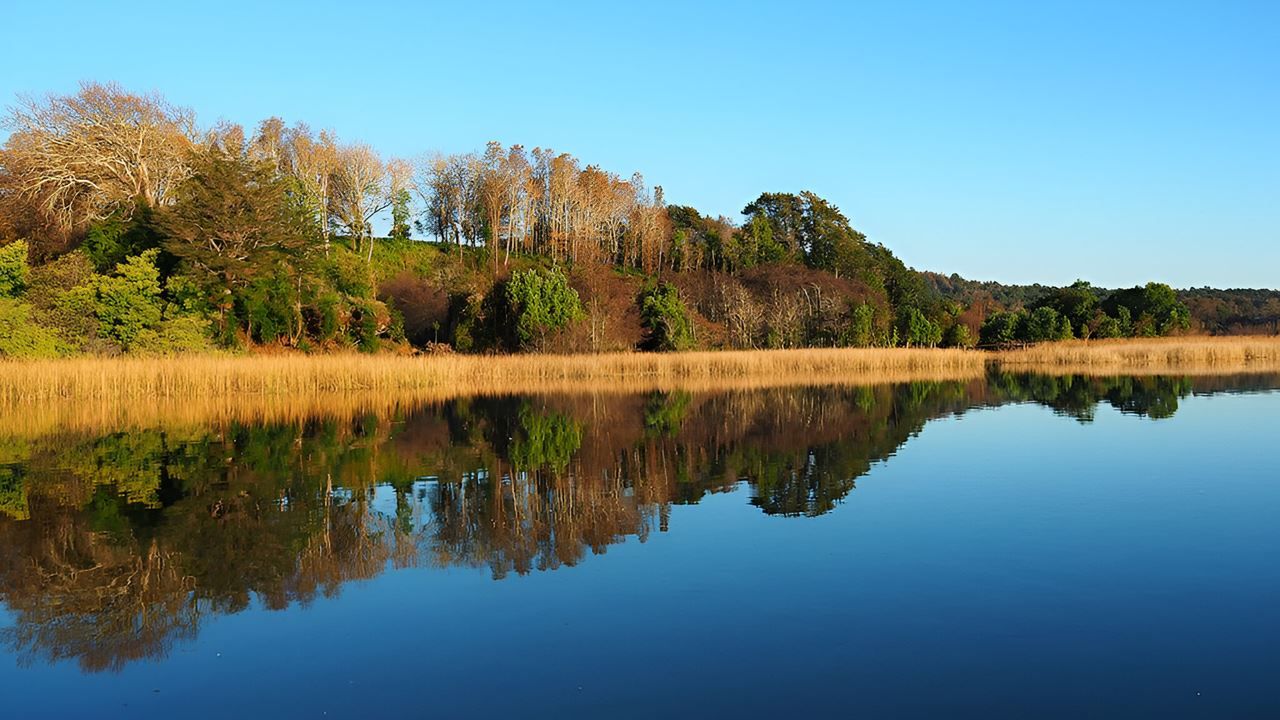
[1,371,1277,672]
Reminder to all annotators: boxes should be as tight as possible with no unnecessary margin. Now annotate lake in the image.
[2,371,1278,718]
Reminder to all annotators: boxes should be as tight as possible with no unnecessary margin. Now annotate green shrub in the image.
[130,316,216,355]
[0,240,29,298]
[505,267,583,350]
[324,249,374,297]
[88,250,165,349]
[0,298,64,358]
[639,282,695,351]
[845,303,875,347]
[942,323,975,348]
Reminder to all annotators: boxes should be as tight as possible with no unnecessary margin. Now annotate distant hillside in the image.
[923,272,1280,335]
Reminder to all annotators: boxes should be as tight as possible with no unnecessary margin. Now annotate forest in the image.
[0,82,1252,360]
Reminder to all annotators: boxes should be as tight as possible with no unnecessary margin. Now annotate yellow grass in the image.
[993,336,1280,374]
[0,348,984,404]
[2,338,1279,427]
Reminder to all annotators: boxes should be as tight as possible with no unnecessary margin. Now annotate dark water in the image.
[2,372,1279,718]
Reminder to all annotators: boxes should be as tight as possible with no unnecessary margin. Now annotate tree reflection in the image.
[0,372,1277,670]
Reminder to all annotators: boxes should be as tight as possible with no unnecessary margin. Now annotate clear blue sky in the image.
[2,0,1277,288]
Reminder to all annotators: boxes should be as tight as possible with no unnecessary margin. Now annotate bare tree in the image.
[328,143,390,262]
[0,81,197,232]
[286,124,338,250]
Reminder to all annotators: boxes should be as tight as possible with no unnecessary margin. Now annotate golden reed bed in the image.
[0,348,983,403]
[0,348,984,437]
[994,336,1280,374]
[2,338,1279,429]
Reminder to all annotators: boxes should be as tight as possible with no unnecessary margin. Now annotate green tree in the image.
[1030,280,1099,338]
[0,240,29,298]
[1103,282,1191,337]
[160,149,317,334]
[896,306,942,347]
[980,310,1025,346]
[84,250,165,349]
[504,267,583,350]
[1022,306,1070,343]
[639,282,696,351]
[389,188,412,241]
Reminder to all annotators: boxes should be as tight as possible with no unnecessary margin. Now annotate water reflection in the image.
[1,371,1277,672]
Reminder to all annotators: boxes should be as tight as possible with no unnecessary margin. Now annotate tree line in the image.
[0,82,1205,358]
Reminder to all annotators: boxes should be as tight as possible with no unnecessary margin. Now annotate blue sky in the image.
[2,0,1276,288]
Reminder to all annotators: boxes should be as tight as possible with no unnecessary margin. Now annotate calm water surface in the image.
[2,373,1278,718]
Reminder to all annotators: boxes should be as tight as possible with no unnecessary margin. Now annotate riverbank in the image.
[1,337,1278,405]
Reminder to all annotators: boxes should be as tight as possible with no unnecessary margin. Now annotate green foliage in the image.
[311,292,343,342]
[1104,282,1190,337]
[236,272,299,345]
[81,250,165,349]
[1023,306,1072,342]
[504,267,583,350]
[980,310,1024,346]
[352,300,384,352]
[161,150,317,291]
[1030,280,1099,337]
[0,298,64,358]
[845,303,876,347]
[0,467,29,520]
[129,316,216,355]
[639,282,696,351]
[82,205,165,273]
[390,188,412,241]
[0,240,29,298]
[896,307,942,347]
[942,322,975,348]
[325,249,375,298]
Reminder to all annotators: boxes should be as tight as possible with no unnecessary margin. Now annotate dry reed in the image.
[0,348,983,404]
[993,336,1280,373]
[3,339,1279,431]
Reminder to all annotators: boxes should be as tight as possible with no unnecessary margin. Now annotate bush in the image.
[75,250,165,350]
[505,267,583,350]
[0,240,29,298]
[236,273,298,344]
[942,322,975,348]
[639,282,696,351]
[130,316,216,355]
[845,303,875,347]
[324,249,374,298]
[0,298,64,358]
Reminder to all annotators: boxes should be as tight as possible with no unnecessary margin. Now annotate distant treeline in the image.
[0,82,1259,359]
[925,272,1280,337]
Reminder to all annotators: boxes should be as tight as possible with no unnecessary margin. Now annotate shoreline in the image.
[1,337,1279,405]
